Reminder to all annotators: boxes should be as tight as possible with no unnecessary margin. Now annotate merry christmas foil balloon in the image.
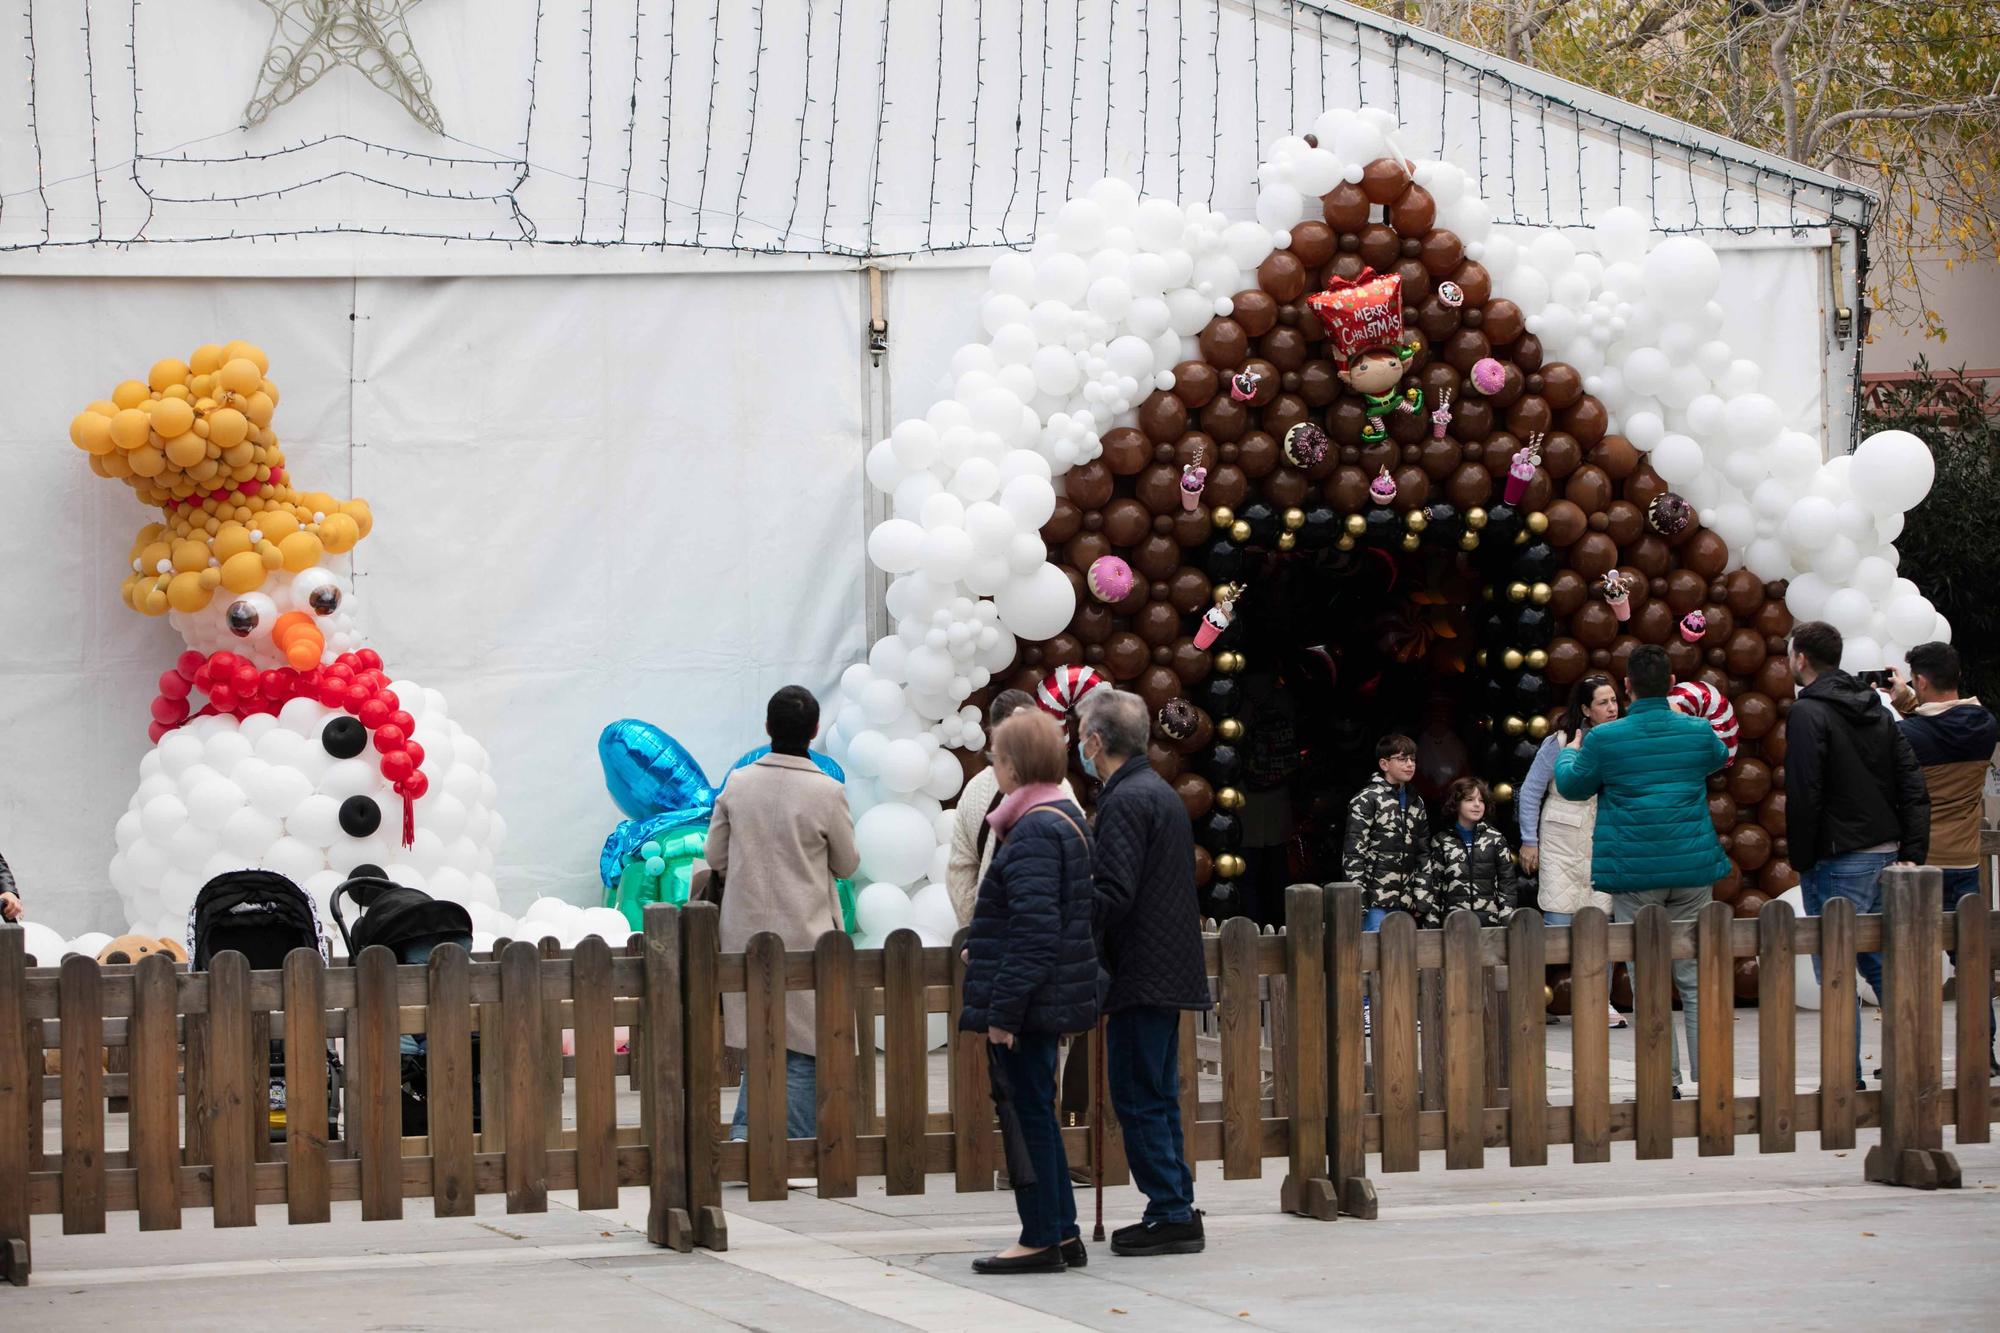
[70,342,505,943]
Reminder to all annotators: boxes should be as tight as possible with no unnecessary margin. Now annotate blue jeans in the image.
[1801,849,1895,1085]
[1106,1007,1195,1224]
[1942,868,1997,1061]
[998,1032,1078,1248]
[728,1049,818,1141]
[1610,886,1710,1087]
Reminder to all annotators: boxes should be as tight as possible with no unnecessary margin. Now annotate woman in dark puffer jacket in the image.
[959,708,1098,1275]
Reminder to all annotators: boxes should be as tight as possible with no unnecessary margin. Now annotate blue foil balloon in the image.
[726,744,846,786]
[599,720,716,820]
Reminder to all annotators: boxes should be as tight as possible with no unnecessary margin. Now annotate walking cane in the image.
[1092,1015,1107,1241]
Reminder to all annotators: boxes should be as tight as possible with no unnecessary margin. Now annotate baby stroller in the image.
[329,872,483,1136]
[188,869,343,1142]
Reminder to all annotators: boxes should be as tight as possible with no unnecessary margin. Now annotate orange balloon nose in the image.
[273,612,325,669]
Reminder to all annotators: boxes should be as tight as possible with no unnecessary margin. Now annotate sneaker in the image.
[1111,1210,1205,1257]
[1061,1236,1088,1268]
[1363,1000,1372,1039]
[1607,1007,1629,1030]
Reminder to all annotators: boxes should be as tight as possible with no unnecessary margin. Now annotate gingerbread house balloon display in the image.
[71,342,506,945]
[830,105,1942,967]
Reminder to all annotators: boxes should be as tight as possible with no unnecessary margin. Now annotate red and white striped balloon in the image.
[1036,665,1108,719]
[1669,680,1739,766]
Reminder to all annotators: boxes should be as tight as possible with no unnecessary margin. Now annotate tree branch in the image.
[1803,91,2000,161]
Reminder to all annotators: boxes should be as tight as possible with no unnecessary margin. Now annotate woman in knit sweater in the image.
[946,691,1077,927]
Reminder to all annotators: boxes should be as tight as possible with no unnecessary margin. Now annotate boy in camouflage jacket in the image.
[1342,734,1436,927]
[1429,776,1517,926]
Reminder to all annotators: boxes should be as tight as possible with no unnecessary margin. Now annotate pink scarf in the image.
[985,782,1067,838]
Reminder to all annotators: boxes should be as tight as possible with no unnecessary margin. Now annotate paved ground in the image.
[13,1005,1998,1329]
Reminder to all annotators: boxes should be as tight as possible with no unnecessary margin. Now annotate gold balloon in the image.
[1526,649,1548,669]
[1530,582,1552,605]
[1345,513,1367,536]
[1277,531,1297,550]
[1215,651,1244,674]
[1405,508,1428,531]
[150,397,195,438]
[109,408,152,451]
[220,550,266,594]
[1506,581,1529,601]
[1214,854,1246,880]
[111,380,151,410]
[1400,532,1421,550]
[1516,529,1531,545]
[1211,505,1235,529]
[1337,534,1356,551]
[1474,649,1488,667]
[189,343,226,375]
[1464,506,1488,530]
[1502,648,1524,670]
[1217,718,1243,741]
[69,412,115,456]
[218,357,263,395]
[165,570,211,613]
[1216,787,1245,811]
[1458,532,1480,550]
[1503,715,1525,736]
[1494,783,1514,803]
[1282,507,1305,530]
[148,358,191,391]
[206,407,249,449]
[1230,520,1252,542]
[1526,511,1549,533]
[1528,715,1549,739]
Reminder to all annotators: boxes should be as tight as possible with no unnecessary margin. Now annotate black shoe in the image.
[1856,1079,1867,1091]
[972,1247,1067,1275]
[1671,1086,1682,1100]
[1061,1236,1088,1268]
[1110,1211,1205,1256]
[1872,1067,1883,1081]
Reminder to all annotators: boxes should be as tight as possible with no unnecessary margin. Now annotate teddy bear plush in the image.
[95,934,188,966]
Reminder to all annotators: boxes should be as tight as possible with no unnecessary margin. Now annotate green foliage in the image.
[1860,362,2000,696]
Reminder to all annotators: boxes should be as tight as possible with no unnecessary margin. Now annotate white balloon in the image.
[1822,586,1874,634]
[1622,347,1671,397]
[1886,593,1938,646]
[1851,555,1897,600]
[890,419,940,470]
[920,526,973,583]
[1848,429,1935,515]
[993,563,1075,641]
[854,882,915,936]
[1624,410,1665,452]
[879,738,931,794]
[1649,434,1705,486]
[1840,634,1887,673]
[1780,495,1838,550]
[867,518,926,574]
[1812,533,1861,583]
[1643,237,1722,312]
[998,473,1058,529]
[861,679,906,725]
[854,805,938,885]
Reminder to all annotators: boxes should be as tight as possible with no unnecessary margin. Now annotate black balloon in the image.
[1206,539,1248,582]
[1206,743,1243,784]
[1204,810,1244,851]
[322,716,368,759]
[1512,605,1556,648]
[1513,670,1551,712]
[1300,505,1340,549]
[1513,541,1560,582]
[339,794,383,838]
[1206,677,1243,717]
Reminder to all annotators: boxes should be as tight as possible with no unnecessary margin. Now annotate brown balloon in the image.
[1101,426,1152,476]
[1572,601,1619,649]
[1540,363,1584,409]
[1679,530,1728,578]
[1198,319,1250,368]
[1065,459,1114,511]
[1147,743,1183,782]
[1204,462,1248,511]
[1041,633,1083,667]
[1570,532,1619,580]
[1388,182,1436,236]
[1728,758,1773,805]
[1257,252,1308,302]
[1443,461,1492,511]
[1545,637,1589,684]
[1708,793,1738,832]
[1563,464,1612,514]
[1603,500,1643,546]
[1298,360,1341,406]
[1442,328,1492,373]
[1634,600,1675,645]
[1481,299,1525,345]
[1540,432,1582,480]
[1759,860,1798,895]
[1448,260,1492,307]
[1587,435,1636,482]
[1135,463,1184,516]
[1420,228,1464,277]
[1361,157,1411,204]
[1358,223,1401,272]
[1065,531,1110,572]
[1174,773,1215,822]
[1138,391,1189,443]
[1505,395,1553,438]
[1289,221,1336,266]
[1512,334,1545,372]
[1623,465,1667,511]
[1168,568,1212,614]
[1198,394,1249,443]
[1134,600,1181,647]
[1549,571,1588,617]
[1543,499,1587,546]
[1132,533,1182,581]
[1624,535,1672,580]
[1733,691,1776,740]
[1069,601,1113,645]
[1103,632,1149,682]
[1725,628,1767,676]
[1322,182,1371,230]
[1665,569,1707,612]
[1448,395,1493,441]
[1235,431,1279,478]
[1732,823,1772,871]
[1042,498,1083,546]
[1232,290,1279,337]
[1173,360,1220,409]
[1418,437,1460,480]
[1259,323,1309,371]
[1264,466,1310,509]
[1263,394,1309,440]
[1755,599,1793,640]
[1136,666,1182,713]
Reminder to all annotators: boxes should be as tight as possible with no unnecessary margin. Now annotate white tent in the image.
[0,0,1875,936]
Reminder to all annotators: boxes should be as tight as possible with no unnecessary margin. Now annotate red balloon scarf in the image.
[150,646,426,846]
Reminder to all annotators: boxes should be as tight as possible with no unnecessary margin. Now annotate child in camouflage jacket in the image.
[1342,734,1436,926]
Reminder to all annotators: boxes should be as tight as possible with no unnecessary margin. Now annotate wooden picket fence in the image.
[2,865,1994,1286]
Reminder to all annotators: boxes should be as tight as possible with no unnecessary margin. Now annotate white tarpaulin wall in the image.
[1,274,867,936]
[0,0,1871,937]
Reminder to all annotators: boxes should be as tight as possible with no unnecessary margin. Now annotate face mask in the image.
[1080,739,1099,779]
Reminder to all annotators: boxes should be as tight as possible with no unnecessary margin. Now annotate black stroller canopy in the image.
[332,874,473,958]
[190,869,325,971]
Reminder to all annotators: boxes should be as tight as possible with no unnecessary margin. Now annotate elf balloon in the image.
[76,343,505,943]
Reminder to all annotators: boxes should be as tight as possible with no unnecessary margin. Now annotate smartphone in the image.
[1857,669,1893,690]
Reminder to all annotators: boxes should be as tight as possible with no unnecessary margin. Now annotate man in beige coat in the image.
[709,686,859,1140]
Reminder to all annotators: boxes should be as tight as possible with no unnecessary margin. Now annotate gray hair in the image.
[1077,688,1150,760]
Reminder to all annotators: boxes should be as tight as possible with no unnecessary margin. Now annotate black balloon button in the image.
[322,716,368,758]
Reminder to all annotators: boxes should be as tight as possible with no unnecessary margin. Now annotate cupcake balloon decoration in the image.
[1368,468,1399,505]
[1430,388,1454,440]
[1648,492,1694,537]
[1087,555,1135,603]
[1504,433,1544,505]
[1601,570,1632,622]
[1194,582,1244,651]
[1229,369,1263,402]
[1436,280,1464,309]
[1180,462,1208,511]
[1679,609,1708,643]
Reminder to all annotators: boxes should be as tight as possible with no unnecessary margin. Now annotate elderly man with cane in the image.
[1076,688,1212,1256]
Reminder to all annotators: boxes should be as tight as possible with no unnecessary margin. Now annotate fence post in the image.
[1322,883,1375,1219]
[1866,866,1961,1190]
[641,905,693,1251]
[680,902,728,1250]
[0,928,29,1285]
[1280,886,1336,1219]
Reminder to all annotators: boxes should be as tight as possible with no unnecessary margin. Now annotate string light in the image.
[1,0,1874,258]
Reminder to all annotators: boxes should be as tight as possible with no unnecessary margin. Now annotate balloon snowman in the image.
[72,342,513,951]
[820,103,1941,922]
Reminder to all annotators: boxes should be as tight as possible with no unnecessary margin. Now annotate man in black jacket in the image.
[1077,688,1212,1257]
[1786,621,1929,1086]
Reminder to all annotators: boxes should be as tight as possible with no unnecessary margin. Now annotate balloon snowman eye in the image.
[225,592,277,638]
[291,567,344,615]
